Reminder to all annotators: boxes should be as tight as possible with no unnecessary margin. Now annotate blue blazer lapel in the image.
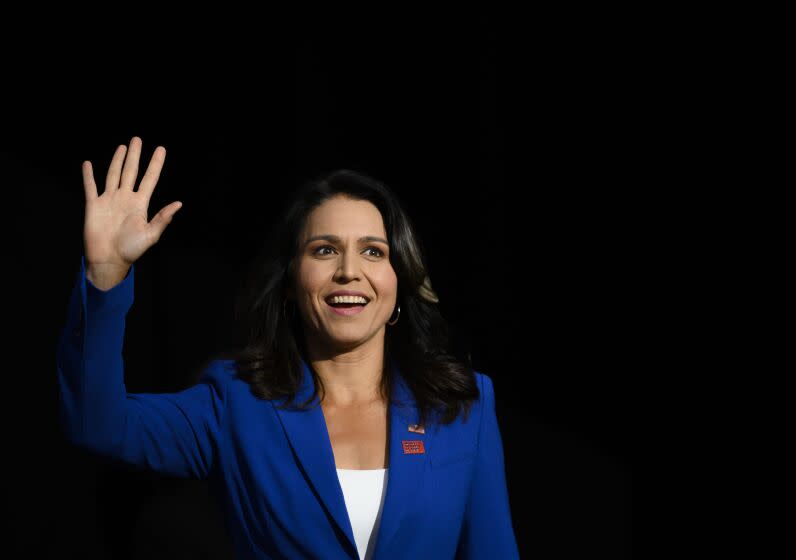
[272,360,356,553]
[371,363,433,559]
[272,358,433,559]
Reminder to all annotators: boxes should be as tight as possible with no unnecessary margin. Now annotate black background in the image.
[3,25,639,558]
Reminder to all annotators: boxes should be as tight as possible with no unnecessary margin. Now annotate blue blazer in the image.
[56,256,520,559]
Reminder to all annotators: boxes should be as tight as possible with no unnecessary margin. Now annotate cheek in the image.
[295,264,327,306]
[374,268,399,299]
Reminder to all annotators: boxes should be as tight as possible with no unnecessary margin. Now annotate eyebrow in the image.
[304,235,389,246]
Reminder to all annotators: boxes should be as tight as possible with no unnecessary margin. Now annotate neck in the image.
[304,331,387,408]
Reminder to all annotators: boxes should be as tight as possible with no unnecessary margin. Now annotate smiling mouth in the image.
[325,294,370,306]
[325,299,368,316]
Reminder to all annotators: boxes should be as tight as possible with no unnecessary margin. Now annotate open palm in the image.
[82,136,182,268]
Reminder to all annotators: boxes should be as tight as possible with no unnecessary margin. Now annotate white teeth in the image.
[328,295,368,304]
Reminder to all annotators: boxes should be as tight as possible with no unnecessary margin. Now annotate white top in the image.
[335,467,389,560]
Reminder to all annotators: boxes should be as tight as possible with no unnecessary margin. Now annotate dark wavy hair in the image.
[215,169,479,429]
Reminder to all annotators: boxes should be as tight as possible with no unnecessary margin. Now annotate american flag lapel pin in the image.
[408,424,425,434]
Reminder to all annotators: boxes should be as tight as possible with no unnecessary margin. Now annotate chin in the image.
[323,328,375,347]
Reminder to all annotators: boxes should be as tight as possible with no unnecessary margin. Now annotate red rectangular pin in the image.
[402,440,425,454]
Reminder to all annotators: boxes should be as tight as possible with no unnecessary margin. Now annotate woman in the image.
[56,137,520,559]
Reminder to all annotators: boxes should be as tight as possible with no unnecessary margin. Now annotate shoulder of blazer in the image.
[194,359,238,407]
[473,370,492,406]
[472,370,496,436]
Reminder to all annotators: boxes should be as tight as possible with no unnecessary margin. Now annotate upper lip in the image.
[325,290,371,302]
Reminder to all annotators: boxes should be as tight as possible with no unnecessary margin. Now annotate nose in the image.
[333,249,361,282]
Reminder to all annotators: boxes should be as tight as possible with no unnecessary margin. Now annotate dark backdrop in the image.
[3,28,636,558]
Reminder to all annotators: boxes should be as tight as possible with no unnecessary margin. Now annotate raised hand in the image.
[82,136,182,289]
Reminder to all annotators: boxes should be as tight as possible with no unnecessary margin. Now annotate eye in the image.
[314,245,337,256]
[364,247,384,258]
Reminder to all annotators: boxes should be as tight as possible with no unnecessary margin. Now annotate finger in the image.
[147,201,183,243]
[82,161,98,201]
[119,136,142,191]
[137,146,166,198]
[105,144,128,193]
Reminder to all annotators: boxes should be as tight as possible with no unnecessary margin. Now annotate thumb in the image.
[148,201,183,242]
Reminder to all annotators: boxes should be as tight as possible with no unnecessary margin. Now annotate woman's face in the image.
[292,195,398,351]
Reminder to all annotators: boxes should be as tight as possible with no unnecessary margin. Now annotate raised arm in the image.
[55,137,226,479]
[455,373,521,559]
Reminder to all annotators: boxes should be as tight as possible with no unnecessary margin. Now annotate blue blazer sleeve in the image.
[55,255,228,479]
[456,373,521,559]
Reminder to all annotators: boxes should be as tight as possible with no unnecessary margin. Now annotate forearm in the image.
[56,256,133,452]
[56,255,224,479]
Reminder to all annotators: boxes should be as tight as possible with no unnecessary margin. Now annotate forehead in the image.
[302,196,386,237]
